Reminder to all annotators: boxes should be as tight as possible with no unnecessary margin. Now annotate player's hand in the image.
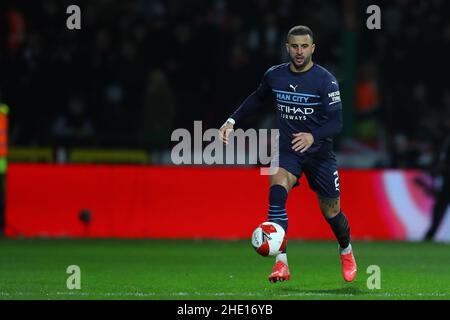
[219,121,234,145]
[291,132,314,153]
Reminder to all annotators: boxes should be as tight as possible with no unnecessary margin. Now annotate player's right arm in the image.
[219,69,272,144]
[218,120,234,145]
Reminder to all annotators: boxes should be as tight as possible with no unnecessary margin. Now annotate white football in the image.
[251,222,286,256]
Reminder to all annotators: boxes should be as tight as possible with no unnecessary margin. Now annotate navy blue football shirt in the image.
[229,63,343,155]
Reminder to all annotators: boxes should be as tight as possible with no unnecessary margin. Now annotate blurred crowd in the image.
[357,0,450,168]
[0,0,449,168]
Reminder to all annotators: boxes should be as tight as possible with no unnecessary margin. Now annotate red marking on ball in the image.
[280,238,287,252]
[257,241,270,256]
[261,223,277,234]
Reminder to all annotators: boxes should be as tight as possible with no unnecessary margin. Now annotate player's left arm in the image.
[311,77,343,140]
[292,77,343,153]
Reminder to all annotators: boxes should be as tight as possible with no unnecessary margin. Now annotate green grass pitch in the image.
[0,239,449,300]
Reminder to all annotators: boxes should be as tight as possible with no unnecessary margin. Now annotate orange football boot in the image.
[340,251,357,282]
[268,261,290,283]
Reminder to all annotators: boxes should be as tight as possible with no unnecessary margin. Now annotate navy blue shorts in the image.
[272,150,341,198]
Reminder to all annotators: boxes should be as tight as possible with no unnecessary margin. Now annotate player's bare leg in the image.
[317,195,357,282]
[267,167,296,283]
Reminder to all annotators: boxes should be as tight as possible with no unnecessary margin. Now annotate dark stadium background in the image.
[2,0,448,158]
[1,0,449,237]
[0,0,450,301]
[1,0,448,238]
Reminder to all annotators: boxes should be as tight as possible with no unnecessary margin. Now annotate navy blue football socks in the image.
[268,184,288,233]
[267,185,351,254]
[326,211,351,249]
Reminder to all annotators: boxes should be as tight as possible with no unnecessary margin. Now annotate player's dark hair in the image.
[287,25,314,43]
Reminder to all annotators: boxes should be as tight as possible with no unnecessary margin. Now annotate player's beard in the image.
[291,54,311,71]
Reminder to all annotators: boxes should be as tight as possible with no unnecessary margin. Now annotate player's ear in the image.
[311,43,315,54]
[285,43,289,53]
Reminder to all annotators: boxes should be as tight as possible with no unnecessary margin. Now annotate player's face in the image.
[286,34,315,70]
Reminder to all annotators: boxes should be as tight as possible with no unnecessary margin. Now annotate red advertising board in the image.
[5,164,438,240]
